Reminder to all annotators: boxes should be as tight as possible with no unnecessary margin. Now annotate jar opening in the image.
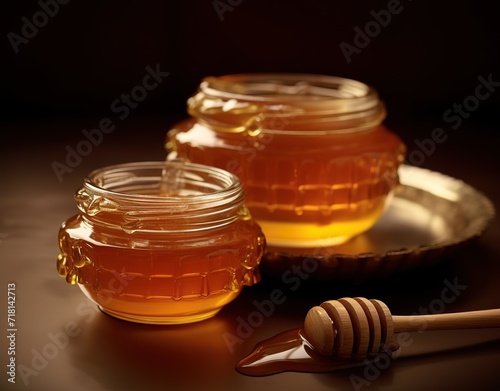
[200,73,373,102]
[188,73,386,135]
[84,161,240,200]
[75,161,246,232]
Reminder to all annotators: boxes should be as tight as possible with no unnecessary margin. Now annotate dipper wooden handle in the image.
[303,297,500,358]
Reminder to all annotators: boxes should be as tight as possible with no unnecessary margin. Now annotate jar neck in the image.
[187,73,386,136]
[74,161,248,233]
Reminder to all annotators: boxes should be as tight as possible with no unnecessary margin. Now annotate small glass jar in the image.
[56,161,265,324]
[167,73,406,249]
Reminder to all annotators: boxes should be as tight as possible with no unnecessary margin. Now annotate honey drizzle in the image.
[236,328,399,376]
[160,158,184,196]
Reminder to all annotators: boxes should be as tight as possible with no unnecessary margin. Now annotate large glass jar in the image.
[56,161,265,324]
[167,73,406,249]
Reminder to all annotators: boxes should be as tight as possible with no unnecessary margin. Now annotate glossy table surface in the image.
[1,114,499,391]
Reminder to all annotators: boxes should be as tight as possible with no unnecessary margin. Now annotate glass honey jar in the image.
[56,161,265,324]
[166,73,406,249]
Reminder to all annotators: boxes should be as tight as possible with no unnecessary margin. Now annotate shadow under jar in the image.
[56,161,265,324]
[167,73,406,249]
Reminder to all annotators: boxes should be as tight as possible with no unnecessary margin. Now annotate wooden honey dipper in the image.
[304,297,500,358]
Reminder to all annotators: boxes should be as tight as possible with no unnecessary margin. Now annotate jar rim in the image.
[84,161,240,200]
[75,161,247,232]
[77,161,244,212]
[200,73,377,103]
[187,73,386,135]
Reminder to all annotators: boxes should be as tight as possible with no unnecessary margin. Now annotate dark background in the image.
[1,0,499,125]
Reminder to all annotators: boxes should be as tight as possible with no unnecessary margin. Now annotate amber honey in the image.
[56,161,265,324]
[236,328,399,376]
[167,74,406,248]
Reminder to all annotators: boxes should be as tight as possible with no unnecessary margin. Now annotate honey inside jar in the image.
[56,161,265,324]
[167,74,406,248]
